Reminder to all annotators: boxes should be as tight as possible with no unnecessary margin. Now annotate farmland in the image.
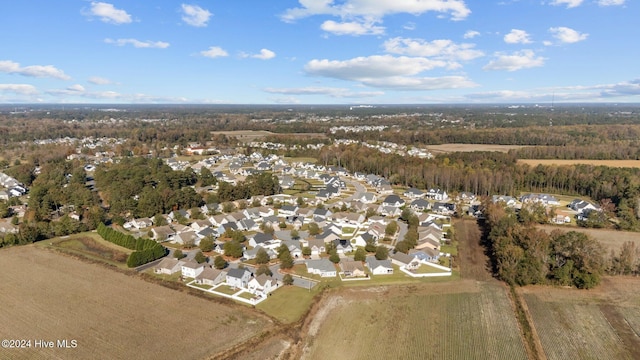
[299,281,528,360]
[537,225,640,253]
[0,246,270,360]
[518,159,640,168]
[520,277,640,360]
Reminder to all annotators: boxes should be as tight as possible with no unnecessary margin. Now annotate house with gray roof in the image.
[306,259,337,277]
[226,268,253,289]
[365,256,394,275]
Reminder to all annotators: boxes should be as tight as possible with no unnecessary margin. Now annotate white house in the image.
[181,260,205,278]
[247,274,277,296]
[155,258,184,275]
[195,267,226,286]
[226,268,253,289]
[306,259,337,277]
[366,256,394,275]
[426,189,448,201]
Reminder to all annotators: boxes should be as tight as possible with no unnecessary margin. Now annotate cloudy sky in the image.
[1,0,638,104]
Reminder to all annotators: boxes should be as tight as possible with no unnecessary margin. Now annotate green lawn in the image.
[237,292,255,300]
[413,264,451,274]
[440,244,458,256]
[257,285,318,324]
[191,283,213,290]
[215,284,239,295]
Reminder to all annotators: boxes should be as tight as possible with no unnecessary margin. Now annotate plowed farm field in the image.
[0,246,269,360]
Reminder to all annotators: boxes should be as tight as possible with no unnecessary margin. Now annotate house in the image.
[340,260,366,277]
[151,225,176,242]
[568,199,600,215]
[379,205,402,217]
[365,256,394,275]
[247,274,278,296]
[168,209,190,222]
[432,202,455,215]
[316,229,341,244]
[154,257,184,275]
[201,203,220,215]
[307,238,326,256]
[354,192,377,204]
[332,239,354,254]
[352,232,375,248]
[391,252,417,268]
[426,188,448,201]
[382,194,405,207]
[237,218,258,232]
[520,193,560,206]
[410,199,431,212]
[456,192,477,202]
[409,248,440,263]
[217,222,238,237]
[404,188,425,199]
[195,267,226,286]
[181,260,205,278]
[174,231,199,246]
[278,205,298,217]
[209,214,229,226]
[226,268,253,289]
[306,259,337,277]
[554,214,572,224]
[492,195,517,207]
[244,246,277,260]
[190,219,212,232]
[249,232,275,248]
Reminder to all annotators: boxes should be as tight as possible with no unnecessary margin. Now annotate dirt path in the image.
[455,219,495,282]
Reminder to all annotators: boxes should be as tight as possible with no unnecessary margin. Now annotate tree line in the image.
[97,223,167,267]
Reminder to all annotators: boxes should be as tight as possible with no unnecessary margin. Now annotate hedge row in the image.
[97,223,167,267]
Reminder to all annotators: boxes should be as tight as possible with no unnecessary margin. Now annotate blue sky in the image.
[0,0,638,104]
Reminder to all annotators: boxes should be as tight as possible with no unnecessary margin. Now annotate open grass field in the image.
[428,143,528,153]
[537,224,640,253]
[518,159,640,168]
[0,245,270,360]
[520,277,640,360]
[301,281,527,360]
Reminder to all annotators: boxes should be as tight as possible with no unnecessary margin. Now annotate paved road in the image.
[343,179,367,202]
[394,222,408,247]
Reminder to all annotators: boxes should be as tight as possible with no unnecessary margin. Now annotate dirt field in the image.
[428,144,528,153]
[520,277,640,360]
[0,246,270,360]
[537,225,640,253]
[518,159,640,168]
[300,282,527,360]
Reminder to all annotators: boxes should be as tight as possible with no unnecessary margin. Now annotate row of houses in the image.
[155,258,278,297]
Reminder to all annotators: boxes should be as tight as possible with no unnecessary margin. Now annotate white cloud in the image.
[549,27,588,43]
[361,76,477,90]
[305,55,448,80]
[597,0,625,5]
[0,84,38,95]
[88,76,113,85]
[320,20,384,36]
[281,0,471,22]
[383,37,484,63]
[549,0,583,8]
[0,60,70,80]
[504,29,532,44]
[104,38,170,48]
[463,30,480,39]
[270,96,301,104]
[46,84,87,96]
[264,86,383,98]
[403,22,416,30]
[200,46,229,58]
[181,4,212,27]
[251,49,276,60]
[86,2,132,24]
[304,55,477,90]
[483,50,545,71]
